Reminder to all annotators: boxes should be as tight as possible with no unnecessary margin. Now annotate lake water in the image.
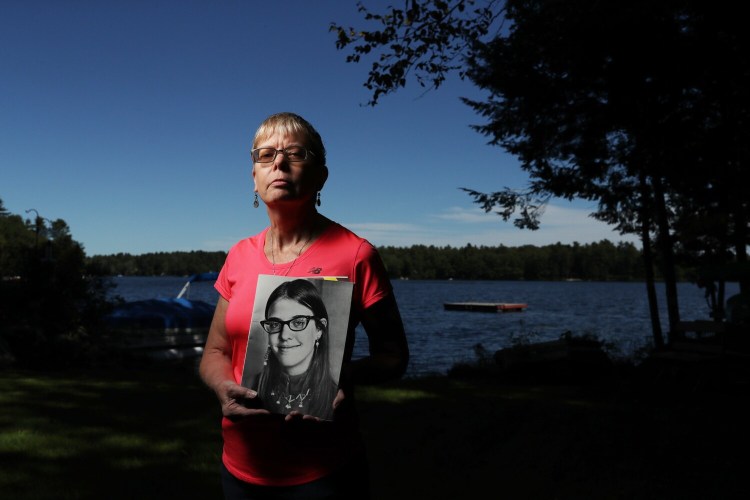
[109,276,739,377]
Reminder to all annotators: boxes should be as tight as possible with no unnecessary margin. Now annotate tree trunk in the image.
[652,175,681,341]
[639,173,664,348]
[642,225,664,349]
[733,209,749,294]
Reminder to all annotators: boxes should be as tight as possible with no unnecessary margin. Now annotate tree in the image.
[0,204,112,367]
[332,0,750,346]
[332,0,504,106]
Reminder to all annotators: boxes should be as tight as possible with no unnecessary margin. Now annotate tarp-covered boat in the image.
[105,272,218,360]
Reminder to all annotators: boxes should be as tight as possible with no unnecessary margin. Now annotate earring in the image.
[316,192,321,207]
[315,338,320,350]
[254,193,259,208]
[263,346,270,365]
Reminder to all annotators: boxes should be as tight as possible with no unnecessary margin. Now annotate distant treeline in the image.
[87,240,678,282]
[87,251,227,277]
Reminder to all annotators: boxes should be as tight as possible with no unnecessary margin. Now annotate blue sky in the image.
[1,0,638,256]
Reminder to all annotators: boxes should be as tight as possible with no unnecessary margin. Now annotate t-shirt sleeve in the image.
[354,241,392,311]
[215,246,236,300]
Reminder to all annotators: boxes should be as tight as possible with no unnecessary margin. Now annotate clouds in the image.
[347,202,640,249]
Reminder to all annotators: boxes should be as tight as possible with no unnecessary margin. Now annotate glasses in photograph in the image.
[260,315,317,334]
[251,147,314,163]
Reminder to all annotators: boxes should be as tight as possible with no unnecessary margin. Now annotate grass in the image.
[1,361,748,499]
[0,364,223,499]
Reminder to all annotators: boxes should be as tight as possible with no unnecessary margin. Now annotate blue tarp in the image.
[105,297,215,330]
[187,272,219,283]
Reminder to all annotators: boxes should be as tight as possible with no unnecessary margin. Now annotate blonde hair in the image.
[252,112,326,167]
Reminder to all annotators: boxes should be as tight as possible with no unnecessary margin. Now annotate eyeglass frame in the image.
[251,146,316,163]
[260,315,318,334]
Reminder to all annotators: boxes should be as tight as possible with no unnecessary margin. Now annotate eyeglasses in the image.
[251,146,314,163]
[260,315,317,334]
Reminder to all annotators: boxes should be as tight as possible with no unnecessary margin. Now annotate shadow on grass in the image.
[357,372,750,500]
[2,362,749,499]
[0,362,223,500]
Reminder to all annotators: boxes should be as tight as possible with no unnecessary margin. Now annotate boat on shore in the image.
[104,272,218,361]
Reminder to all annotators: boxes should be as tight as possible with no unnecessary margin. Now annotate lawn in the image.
[1,361,748,499]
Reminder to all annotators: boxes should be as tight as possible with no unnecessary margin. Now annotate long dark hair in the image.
[256,279,336,419]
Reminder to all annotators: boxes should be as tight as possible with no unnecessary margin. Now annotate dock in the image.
[444,302,528,313]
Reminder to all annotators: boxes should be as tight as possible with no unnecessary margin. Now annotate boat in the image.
[444,302,528,313]
[105,272,218,361]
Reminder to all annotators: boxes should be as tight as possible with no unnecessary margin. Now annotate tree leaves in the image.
[330,0,504,105]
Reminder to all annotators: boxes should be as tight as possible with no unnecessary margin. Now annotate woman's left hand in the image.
[332,388,345,410]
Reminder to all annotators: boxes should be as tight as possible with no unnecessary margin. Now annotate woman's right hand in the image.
[216,380,271,419]
[201,298,270,419]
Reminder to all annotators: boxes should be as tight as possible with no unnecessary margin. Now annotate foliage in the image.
[89,240,653,281]
[460,1,749,266]
[331,0,504,106]
[87,250,227,277]
[379,240,652,281]
[0,200,113,368]
[332,0,750,343]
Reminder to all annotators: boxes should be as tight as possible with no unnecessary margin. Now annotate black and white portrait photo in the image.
[241,275,352,420]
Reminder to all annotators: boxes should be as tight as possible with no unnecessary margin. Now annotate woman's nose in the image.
[279,325,294,340]
[272,151,289,169]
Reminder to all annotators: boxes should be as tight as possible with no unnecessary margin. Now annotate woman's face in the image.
[266,297,323,376]
[252,131,327,208]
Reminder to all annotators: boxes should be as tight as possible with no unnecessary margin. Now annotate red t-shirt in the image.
[215,222,391,486]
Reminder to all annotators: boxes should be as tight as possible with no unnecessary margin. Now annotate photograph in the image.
[241,275,353,420]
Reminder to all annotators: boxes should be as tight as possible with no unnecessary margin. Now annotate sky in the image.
[1,0,639,257]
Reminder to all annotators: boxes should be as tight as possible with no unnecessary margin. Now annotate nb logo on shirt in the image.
[308,267,322,274]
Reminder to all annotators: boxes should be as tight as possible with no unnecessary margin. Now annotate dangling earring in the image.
[315,338,320,350]
[254,193,259,208]
[316,191,321,207]
[263,345,270,365]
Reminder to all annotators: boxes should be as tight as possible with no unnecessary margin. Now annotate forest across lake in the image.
[89,239,690,282]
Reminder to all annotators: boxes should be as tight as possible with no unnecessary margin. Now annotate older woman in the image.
[199,112,409,499]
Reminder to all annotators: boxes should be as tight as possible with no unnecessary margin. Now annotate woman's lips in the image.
[277,344,300,351]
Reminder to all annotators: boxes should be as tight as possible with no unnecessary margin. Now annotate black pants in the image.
[220,455,371,500]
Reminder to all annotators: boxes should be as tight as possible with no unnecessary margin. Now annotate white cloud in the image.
[434,206,499,223]
[348,202,640,249]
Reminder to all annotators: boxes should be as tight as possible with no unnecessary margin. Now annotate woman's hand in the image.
[201,299,269,420]
[332,388,345,410]
[217,380,270,419]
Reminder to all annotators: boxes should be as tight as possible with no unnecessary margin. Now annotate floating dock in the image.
[444,302,528,313]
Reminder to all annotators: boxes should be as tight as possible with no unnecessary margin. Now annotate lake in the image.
[109,276,739,377]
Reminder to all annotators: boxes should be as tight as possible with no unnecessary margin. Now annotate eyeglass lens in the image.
[261,316,313,333]
[253,147,308,163]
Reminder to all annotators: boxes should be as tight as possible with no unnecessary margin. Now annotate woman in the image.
[255,279,338,421]
[199,112,409,499]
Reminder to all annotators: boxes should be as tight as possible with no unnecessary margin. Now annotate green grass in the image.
[1,363,748,499]
[0,365,223,499]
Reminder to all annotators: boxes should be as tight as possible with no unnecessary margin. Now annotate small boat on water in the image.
[444,302,528,313]
[105,272,218,361]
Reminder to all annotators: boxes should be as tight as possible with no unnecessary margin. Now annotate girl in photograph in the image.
[255,278,338,421]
